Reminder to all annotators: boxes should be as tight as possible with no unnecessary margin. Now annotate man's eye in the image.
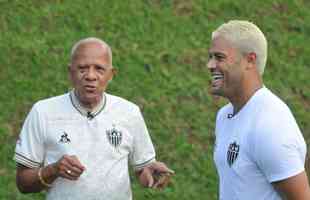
[96,66,107,72]
[215,55,225,61]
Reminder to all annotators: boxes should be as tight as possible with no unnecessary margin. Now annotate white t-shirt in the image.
[14,91,156,200]
[213,87,306,200]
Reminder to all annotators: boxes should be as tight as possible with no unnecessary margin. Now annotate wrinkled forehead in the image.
[71,42,112,65]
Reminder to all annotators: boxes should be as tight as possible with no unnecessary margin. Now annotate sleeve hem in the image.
[269,167,305,183]
[133,156,156,171]
[14,153,42,168]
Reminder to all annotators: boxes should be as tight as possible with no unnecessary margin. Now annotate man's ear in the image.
[112,67,118,76]
[68,63,73,82]
[109,67,118,82]
[245,52,257,70]
[247,52,257,64]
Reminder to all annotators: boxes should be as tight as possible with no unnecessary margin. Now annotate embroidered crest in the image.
[227,141,240,167]
[106,125,122,148]
[59,132,71,143]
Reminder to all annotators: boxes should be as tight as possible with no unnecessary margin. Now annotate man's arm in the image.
[16,163,57,193]
[16,155,85,193]
[272,171,310,200]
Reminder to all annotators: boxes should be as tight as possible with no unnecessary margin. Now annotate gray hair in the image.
[212,20,267,75]
[70,37,112,63]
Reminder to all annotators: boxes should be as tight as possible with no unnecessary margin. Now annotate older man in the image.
[209,20,310,199]
[14,37,173,200]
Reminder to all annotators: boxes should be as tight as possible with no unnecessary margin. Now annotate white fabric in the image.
[14,92,155,200]
[213,87,306,200]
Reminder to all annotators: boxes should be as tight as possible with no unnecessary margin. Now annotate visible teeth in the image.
[212,74,223,80]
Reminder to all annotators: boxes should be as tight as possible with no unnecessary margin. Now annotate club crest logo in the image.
[106,125,122,148]
[227,141,240,167]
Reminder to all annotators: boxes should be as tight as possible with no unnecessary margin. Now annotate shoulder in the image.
[251,88,305,160]
[256,88,291,113]
[32,93,70,114]
[254,88,298,133]
[105,93,140,114]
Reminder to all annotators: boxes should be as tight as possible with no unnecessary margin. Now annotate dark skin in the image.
[16,155,85,193]
[16,41,174,193]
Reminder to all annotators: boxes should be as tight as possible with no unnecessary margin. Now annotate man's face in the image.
[207,36,245,98]
[69,42,115,106]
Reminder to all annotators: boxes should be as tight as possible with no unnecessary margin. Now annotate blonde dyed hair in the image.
[212,20,267,75]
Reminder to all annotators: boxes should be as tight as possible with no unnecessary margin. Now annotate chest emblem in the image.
[106,125,122,148]
[59,132,71,143]
[227,141,240,167]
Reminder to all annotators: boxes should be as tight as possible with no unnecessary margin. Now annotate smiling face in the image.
[208,36,246,98]
[69,42,115,108]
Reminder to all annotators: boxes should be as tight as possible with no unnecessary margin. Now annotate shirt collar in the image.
[69,90,106,119]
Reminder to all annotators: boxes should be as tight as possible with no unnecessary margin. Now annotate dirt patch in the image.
[272,2,289,13]
[177,48,209,70]
[173,0,194,17]
[0,168,7,176]
[291,87,310,110]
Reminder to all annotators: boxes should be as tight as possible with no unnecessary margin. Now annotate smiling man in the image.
[209,20,310,200]
[14,37,173,200]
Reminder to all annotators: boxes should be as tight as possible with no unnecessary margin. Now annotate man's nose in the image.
[207,59,216,70]
[85,66,97,80]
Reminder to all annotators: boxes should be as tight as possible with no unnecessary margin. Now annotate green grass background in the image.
[1,0,310,199]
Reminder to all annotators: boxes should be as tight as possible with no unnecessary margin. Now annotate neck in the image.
[229,76,263,115]
[74,91,103,111]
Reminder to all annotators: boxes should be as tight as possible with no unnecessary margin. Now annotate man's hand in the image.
[53,155,86,181]
[16,155,86,193]
[137,161,174,189]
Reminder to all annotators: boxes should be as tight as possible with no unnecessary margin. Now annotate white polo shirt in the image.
[213,87,306,200]
[14,91,156,200]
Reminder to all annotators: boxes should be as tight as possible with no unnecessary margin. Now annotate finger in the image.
[62,162,84,176]
[67,155,86,171]
[57,160,81,179]
[69,165,84,176]
[61,170,79,181]
[153,174,170,189]
[64,166,83,178]
[151,162,175,174]
[141,168,154,188]
[57,166,79,181]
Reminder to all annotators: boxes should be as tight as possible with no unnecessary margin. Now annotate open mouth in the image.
[211,72,224,87]
[212,72,224,80]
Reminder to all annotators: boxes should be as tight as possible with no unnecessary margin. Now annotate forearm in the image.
[16,163,58,193]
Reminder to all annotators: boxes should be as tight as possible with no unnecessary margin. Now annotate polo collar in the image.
[69,90,106,119]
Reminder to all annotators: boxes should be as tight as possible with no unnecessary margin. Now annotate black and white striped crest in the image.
[227,141,240,167]
[106,125,122,148]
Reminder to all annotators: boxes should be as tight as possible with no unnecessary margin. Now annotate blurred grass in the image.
[0,0,310,199]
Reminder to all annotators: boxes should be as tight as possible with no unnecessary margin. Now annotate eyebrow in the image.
[208,51,226,57]
[209,52,227,58]
[77,63,111,68]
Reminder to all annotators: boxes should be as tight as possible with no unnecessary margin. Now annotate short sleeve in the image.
[14,103,45,168]
[129,107,156,170]
[253,109,306,183]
